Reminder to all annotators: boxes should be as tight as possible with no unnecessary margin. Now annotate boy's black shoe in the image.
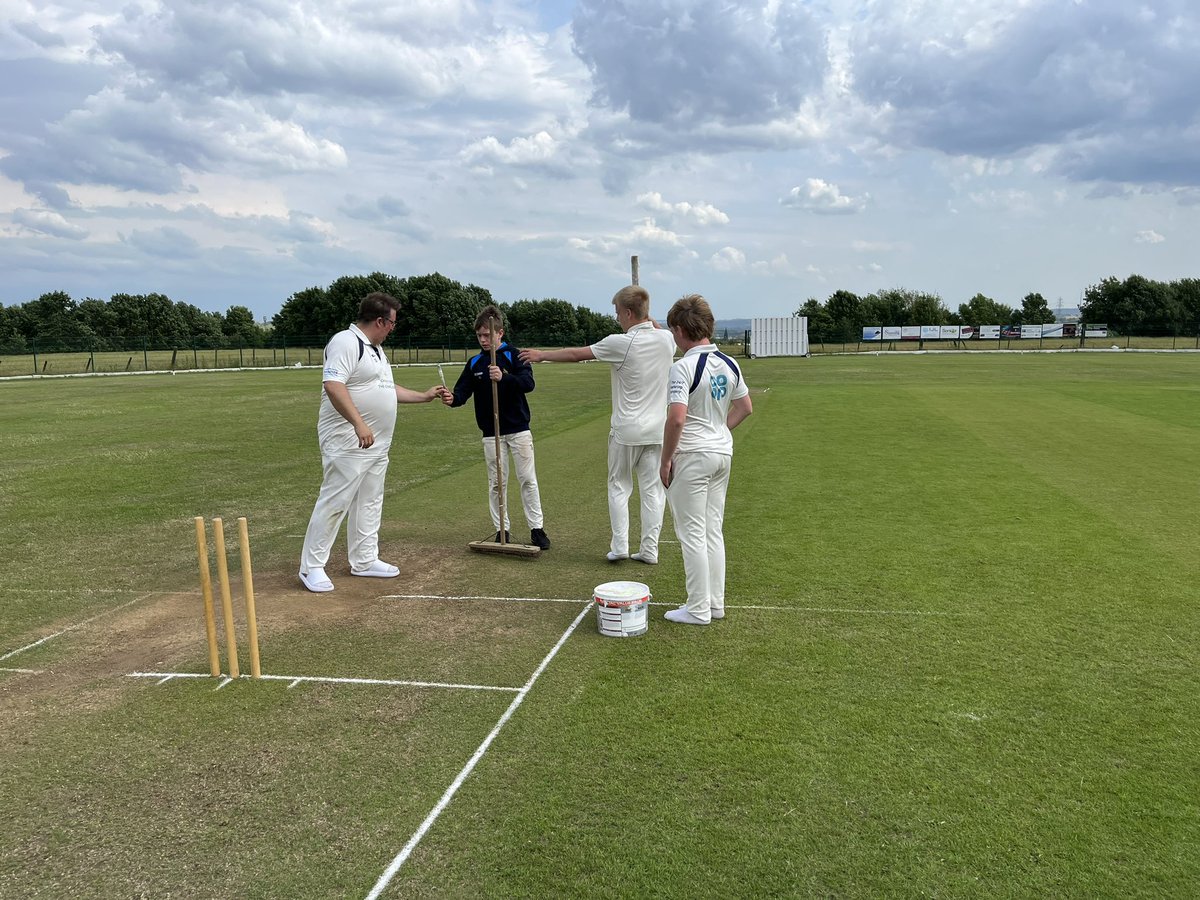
[494,530,512,543]
[530,528,551,550]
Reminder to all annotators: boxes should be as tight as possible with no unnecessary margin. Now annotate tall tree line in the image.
[271,272,620,345]
[0,291,262,353]
[0,272,621,352]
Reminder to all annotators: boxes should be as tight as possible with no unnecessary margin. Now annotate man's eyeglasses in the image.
[380,316,397,328]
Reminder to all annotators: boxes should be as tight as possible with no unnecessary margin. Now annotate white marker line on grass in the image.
[383,592,581,605]
[734,603,961,617]
[0,594,155,662]
[384,594,960,617]
[125,672,521,692]
[365,601,593,900]
[1,667,45,675]
[258,674,520,692]
[5,588,147,595]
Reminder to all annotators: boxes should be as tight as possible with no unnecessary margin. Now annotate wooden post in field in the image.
[631,255,639,286]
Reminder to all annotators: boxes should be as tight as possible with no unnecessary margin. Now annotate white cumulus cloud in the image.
[1134,229,1165,244]
[462,131,561,168]
[709,246,746,272]
[12,208,87,239]
[781,178,867,214]
[636,191,730,226]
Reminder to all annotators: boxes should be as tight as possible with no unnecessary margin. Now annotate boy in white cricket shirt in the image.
[658,294,753,625]
[520,285,676,563]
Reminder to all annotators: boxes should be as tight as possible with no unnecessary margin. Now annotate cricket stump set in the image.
[194,516,262,678]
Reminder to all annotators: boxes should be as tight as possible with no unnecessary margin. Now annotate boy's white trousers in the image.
[666,451,732,622]
[482,432,544,531]
[607,437,666,558]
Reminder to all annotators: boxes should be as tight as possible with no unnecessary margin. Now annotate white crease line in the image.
[257,674,519,693]
[5,588,144,594]
[383,594,960,617]
[125,672,521,693]
[382,593,581,604]
[214,676,234,691]
[1,667,45,675]
[1,593,156,662]
[733,604,960,617]
[128,671,211,680]
[366,601,593,899]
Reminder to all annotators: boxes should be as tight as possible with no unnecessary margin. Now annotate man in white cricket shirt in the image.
[658,294,753,625]
[520,285,676,562]
[299,293,448,593]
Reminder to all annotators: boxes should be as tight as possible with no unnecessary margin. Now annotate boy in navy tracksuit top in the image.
[444,305,551,549]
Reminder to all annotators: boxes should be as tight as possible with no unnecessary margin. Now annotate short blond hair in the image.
[612,285,650,320]
[666,294,714,341]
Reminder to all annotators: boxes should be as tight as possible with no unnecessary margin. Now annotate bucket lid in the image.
[594,580,650,606]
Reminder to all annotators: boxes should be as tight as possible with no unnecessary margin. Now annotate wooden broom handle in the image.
[489,317,506,544]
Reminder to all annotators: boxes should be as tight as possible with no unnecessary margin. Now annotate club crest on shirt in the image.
[710,373,728,400]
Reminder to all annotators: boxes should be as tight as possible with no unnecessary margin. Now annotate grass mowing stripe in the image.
[366,601,593,899]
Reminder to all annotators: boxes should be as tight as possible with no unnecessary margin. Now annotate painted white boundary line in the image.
[0,593,156,662]
[1,667,44,675]
[382,593,961,617]
[364,601,593,900]
[4,588,147,595]
[126,671,521,693]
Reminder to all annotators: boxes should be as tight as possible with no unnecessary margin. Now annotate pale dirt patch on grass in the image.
[0,540,470,724]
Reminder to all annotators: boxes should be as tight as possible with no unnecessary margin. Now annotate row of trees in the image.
[0,272,621,353]
[796,289,1058,344]
[6,271,1197,353]
[1078,275,1200,336]
[795,276,1200,344]
[271,272,619,346]
[0,291,263,353]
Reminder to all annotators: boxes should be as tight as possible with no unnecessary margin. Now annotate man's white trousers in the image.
[607,437,666,558]
[300,452,389,572]
[482,432,544,531]
[666,451,732,622]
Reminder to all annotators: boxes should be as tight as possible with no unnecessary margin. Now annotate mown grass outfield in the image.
[1,353,1197,898]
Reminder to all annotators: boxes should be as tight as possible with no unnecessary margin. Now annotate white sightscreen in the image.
[749,317,809,357]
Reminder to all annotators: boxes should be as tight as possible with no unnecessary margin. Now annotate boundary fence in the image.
[802,332,1200,356]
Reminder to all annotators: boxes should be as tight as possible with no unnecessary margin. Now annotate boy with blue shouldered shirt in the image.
[659,294,753,625]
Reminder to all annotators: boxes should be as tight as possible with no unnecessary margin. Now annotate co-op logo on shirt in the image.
[710,373,728,399]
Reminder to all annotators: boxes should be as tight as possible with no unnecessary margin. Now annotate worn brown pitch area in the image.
[0,543,458,725]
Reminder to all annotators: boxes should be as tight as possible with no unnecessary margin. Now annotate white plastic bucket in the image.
[594,580,650,637]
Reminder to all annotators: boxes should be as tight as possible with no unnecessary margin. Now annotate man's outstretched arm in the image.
[520,346,595,363]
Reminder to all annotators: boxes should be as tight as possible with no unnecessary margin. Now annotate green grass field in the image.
[1,354,1198,898]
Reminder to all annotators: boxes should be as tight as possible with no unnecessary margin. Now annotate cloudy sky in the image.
[2,0,1197,323]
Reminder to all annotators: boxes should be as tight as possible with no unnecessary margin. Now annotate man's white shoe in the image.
[630,552,658,565]
[606,552,628,562]
[664,608,709,626]
[710,608,725,620]
[352,560,400,578]
[299,568,334,593]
